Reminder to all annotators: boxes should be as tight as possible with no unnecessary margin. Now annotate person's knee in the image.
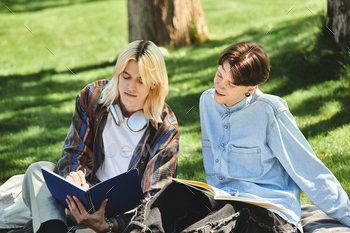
[23,161,56,189]
[23,161,56,201]
[25,161,55,176]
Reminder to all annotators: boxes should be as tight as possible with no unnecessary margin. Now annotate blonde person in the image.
[11,40,180,233]
[126,41,350,233]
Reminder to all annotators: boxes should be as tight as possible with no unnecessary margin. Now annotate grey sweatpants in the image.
[22,161,96,233]
[22,161,67,233]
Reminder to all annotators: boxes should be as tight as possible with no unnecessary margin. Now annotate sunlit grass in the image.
[0,0,126,76]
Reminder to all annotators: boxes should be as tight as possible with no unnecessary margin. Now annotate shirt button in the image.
[215,159,219,163]
[226,109,229,112]
[219,177,223,180]
[221,143,224,147]
[224,125,228,129]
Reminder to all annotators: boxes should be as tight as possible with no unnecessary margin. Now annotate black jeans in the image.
[124,182,299,233]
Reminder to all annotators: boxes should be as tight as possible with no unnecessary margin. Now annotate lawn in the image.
[1,0,350,209]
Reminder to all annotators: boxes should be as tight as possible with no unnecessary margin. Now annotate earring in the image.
[245,92,251,97]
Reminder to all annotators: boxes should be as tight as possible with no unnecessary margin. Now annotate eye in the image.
[138,78,143,84]
[216,71,222,78]
[122,74,130,79]
[229,82,236,87]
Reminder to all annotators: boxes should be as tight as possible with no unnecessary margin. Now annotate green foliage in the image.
[1,0,350,208]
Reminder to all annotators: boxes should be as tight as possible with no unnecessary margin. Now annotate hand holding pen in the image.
[65,169,89,189]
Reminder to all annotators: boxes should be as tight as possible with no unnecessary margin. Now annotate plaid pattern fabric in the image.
[57,79,180,195]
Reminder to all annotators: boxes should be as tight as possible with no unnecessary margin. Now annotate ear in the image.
[247,85,258,93]
[150,84,157,90]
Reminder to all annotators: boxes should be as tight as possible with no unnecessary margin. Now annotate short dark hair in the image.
[219,41,270,86]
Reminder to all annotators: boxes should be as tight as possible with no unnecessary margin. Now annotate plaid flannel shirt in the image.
[56,80,180,231]
[57,79,179,193]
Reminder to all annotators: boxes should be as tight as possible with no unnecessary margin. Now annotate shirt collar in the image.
[150,119,158,130]
[222,91,254,113]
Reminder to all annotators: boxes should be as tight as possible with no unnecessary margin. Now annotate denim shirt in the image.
[199,88,350,231]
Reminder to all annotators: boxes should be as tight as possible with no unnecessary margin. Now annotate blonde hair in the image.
[100,40,169,123]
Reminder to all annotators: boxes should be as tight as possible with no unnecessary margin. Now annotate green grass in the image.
[1,0,350,210]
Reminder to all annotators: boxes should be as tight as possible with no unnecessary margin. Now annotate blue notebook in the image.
[41,167,144,218]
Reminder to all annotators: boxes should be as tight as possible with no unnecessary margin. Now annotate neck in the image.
[225,96,245,107]
[119,102,142,117]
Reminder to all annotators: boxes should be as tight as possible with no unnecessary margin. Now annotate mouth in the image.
[124,92,137,97]
[215,90,225,97]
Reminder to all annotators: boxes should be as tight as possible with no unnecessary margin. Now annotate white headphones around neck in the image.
[109,103,148,132]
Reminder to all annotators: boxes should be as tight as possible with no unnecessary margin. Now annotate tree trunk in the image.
[128,0,210,47]
[327,0,350,48]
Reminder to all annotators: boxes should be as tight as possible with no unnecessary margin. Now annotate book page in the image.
[210,186,232,197]
[214,195,285,210]
[171,178,213,190]
[41,167,87,191]
[171,178,232,197]
[171,178,216,195]
[171,177,285,210]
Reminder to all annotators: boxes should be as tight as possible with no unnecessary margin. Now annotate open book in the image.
[171,178,285,210]
[41,167,144,218]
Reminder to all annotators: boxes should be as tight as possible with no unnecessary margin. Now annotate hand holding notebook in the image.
[41,167,144,218]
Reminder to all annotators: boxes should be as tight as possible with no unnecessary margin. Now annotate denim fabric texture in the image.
[199,88,350,232]
[124,182,299,233]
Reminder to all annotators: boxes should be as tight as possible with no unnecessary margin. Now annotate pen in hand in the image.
[82,168,92,188]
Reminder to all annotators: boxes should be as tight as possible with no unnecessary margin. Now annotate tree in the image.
[128,0,210,47]
[327,0,350,49]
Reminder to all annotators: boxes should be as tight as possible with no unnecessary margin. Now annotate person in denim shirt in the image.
[198,41,350,232]
[126,41,350,233]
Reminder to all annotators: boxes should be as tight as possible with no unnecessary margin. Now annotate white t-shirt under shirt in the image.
[96,112,146,182]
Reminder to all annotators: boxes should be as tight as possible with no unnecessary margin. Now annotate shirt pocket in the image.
[201,139,214,176]
[225,144,263,178]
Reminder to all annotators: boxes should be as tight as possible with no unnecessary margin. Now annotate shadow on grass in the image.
[0,104,72,134]
[177,152,206,182]
[0,0,112,13]
[166,14,350,137]
[166,14,344,95]
[0,61,117,182]
[266,19,345,97]
[167,92,202,128]
[0,59,116,113]
[292,85,350,138]
[1,12,349,185]
[322,153,350,193]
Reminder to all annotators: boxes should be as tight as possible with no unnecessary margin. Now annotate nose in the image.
[127,80,137,91]
[215,77,224,89]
